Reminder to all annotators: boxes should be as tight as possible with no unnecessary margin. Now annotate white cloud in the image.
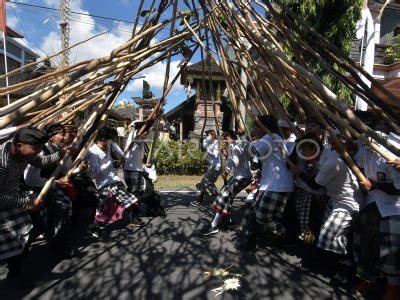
[38,0,185,100]
[40,0,134,64]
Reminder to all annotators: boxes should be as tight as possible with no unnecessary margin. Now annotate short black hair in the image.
[223,129,237,140]
[95,127,116,141]
[44,123,64,137]
[297,133,324,152]
[256,115,279,134]
[305,116,323,128]
[206,129,216,135]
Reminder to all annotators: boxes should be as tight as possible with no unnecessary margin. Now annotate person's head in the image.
[44,123,65,147]
[254,114,279,137]
[12,127,48,161]
[327,129,346,151]
[223,130,237,144]
[206,129,216,140]
[278,119,292,139]
[95,127,112,150]
[297,133,324,162]
[305,116,324,136]
[64,124,78,146]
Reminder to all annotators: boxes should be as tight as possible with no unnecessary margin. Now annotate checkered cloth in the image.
[211,177,251,216]
[239,190,290,237]
[353,202,400,279]
[26,185,73,241]
[45,186,73,239]
[294,188,328,239]
[198,166,221,196]
[254,190,291,236]
[96,181,138,212]
[317,202,355,255]
[0,208,32,260]
[245,186,259,207]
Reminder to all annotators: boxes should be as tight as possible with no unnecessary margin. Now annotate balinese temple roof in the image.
[132,97,160,105]
[180,57,223,84]
[164,95,196,121]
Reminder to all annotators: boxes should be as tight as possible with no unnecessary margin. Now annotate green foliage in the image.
[155,140,208,175]
[279,0,364,105]
[384,35,400,65]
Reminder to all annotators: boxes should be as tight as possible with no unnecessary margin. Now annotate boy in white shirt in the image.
[296,132,363,279]
[123,121,149,194]
[200,130,251,236]
[85,127,144,237]
[353,119,400,298]
[278,118,296,154]
[235,115,294,250]
[192,130,221,207]
[289,118,329,243]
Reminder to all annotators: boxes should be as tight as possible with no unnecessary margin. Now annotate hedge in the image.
[154,140,208,175]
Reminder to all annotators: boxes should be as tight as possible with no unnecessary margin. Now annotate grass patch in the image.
[155,175,224,190]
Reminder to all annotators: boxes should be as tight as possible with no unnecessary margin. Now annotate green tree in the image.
[278,0,364,105]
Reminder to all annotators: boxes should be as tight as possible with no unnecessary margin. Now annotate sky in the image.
[5,0,199,112]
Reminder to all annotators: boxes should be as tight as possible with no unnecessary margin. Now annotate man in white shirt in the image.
[289,117,328,244]
[278,118,296,154]
[85,127,144,237]
[200,130,252,236]
[235,115,294,250]
[296,133,363,277]
[352,119,400,297]
[123,121,149,195]
[192,130,221,207]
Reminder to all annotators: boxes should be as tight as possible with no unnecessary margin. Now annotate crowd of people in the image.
[0,120,164,283]
[0,111,399,299]
[194,114,400,299]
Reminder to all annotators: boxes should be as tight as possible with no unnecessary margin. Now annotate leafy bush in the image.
[384,35,400,65]
[155,140,208,175]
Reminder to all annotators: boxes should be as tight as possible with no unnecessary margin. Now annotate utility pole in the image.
[59,0,71,69]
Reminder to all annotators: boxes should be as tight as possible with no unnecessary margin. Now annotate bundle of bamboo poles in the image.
[1,0,399,197]
[186,0,399,182]
[0,0,208,200]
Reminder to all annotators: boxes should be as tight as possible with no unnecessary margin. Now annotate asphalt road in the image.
[0,190,355,299]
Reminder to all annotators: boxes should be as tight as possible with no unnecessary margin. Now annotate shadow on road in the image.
[0,192,354,299]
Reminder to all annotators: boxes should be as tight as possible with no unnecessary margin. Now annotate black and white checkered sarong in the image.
[212,177,250,216]
[198,166,221,196]
[353,202,400,279]
[317,202,355,255]
[294,188,328,238]
[96,181,138,212]
[0,208,32,260]
[27,185,73,240]
[254,190,291,236]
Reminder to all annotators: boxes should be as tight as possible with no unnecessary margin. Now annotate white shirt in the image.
[285,133,296,154]
[203,137,221,170]
[226,141,251,179]
[124,130,145,172]
[315,148,362,212]
[86,143,122,189]
[253,133,294,192]
[355,144,400,217]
